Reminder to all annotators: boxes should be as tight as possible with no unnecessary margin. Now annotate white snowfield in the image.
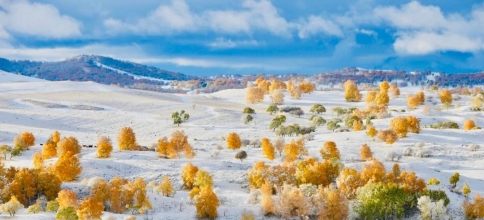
[0,71,482,219]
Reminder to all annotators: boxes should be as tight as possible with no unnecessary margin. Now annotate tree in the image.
[380,81,390,93]
[270,115,286,131]
[439,90,452,106]
[246,86,264,104]
[260,179,274,215]
[226,132,242,150]
[0,196,24,217]
[244,114,254,125]
[42,140,57,159]
[401,172,426,194]
[416,91,425,104]
[353,120,364,131]
[77,197,104,220]
[46,200,59,212]
[57,136,81,157]
[320,141,340,160]
[407,116,421,133]
[417,196,448,220]
[318,186,349,220]
[108,177,133,214]
[344,80,362,102]
[57,189,78,209]
[299,81,315,93]
[55,206,78,220]
[361,159,386,184]
[194,170,214,189]
[427,178,440,185]
[389,83,400,98]
[27,203,42,213]
[408,95,421,110]
[366,90,377,104]
[0,145,12,159]
[261,138,275,161]
[273,138,284,156]
[375,92,389,106]
[360,144,372,161]
[310,104,326,114]
[356,182,410,220]
[172,110,190,126]
[283,139,305,162]
[128,178,152,214]
[195,187,220,218]
[96,136,113,158]
[390,117,409,137]
[449,172,459,187]
[270,89,284,104]
[337,168,362,199]
[16,132,36,150]
[266,104,279,115]
[156,137,169,157]
[463,119,477,130]
[51,131,61,143]
[243,107,255,114]
[366,125,377,139]
[54,154,82,182]
[470,96,483,110]
[463,182,471,196]
[156,176,175,197]
[38,171,62,201]
[117,127,138,151]
[167,130,193,159]
[33,151,44,170]
[181,163,199,189]
[463,193,484,219]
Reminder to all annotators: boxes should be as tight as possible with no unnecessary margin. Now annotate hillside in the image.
[0,55,196,87]
[0,79,482,219]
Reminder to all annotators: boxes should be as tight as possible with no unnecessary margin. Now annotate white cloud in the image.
[298,15,343,38]
[373,1,484,54]
[0,0,81,39]
[356,29,377,36]
[103,0,341,39]
[208,37,260,49]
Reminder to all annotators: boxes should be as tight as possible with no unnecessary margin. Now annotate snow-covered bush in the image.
[385,151,402,161]
[415,142,425,149]
[403,147,414,156]
[470,144,480,151]
[242,139,250,147]
[417,196,448,220]
[415,150,432,158]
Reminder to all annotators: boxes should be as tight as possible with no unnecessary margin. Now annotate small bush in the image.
[415,150,432,158]
[27,204,42,213]
[424,121,459,129]
[470,144,480,151]
[235,151,247,161]
[403,147,414,156]
[385,151,402,161]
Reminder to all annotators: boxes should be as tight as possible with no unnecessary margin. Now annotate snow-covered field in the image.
[0,71,483,219]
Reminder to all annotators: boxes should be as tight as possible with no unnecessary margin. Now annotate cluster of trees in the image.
[245,77,315,104]
[156,130,195,159]
[181,163,220,218]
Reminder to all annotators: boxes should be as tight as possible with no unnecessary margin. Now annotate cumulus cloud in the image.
[103,0,341,39]
[0,0,81,39]
[374,1,484,54]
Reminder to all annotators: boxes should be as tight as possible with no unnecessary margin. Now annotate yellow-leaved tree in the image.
[156,176,175,197]
[390,117,409,137]
[361,159,386,185]
[336,168,362,199]
[320,141,340,160]
[226,132,242,150]
[96,136,113,158]
[407,95,420,110]
[77,197,104,220]
[283,139,306,162]
[318,186,349,220]
[344,80,362,102]
[260,179,274,215]
[439,89,453,106]
[156,137,169,157]
[194,170,214,189]
[117,127,138,150]
[128,178,152,214]
[360,144,372,161]
[366,125,377,139]
[32,151,44,170]
[57,189,78,209]
[57,136,81,157]
[377,129,398,144]
[463,119,477,130]
[54,153,82,182]
[181,163,199,189]
[195,187,220,218]
[0,196,24,217]
[42,140,57,159]
[366,90,377,104]
[246,85,264,104]
[261,138,275,161]
[416,91,425,104]
[14,131,36,151]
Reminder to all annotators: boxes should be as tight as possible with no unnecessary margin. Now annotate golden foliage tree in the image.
[54,154,82,182]
[247,161,270,189]
[463,193,484,219]
[181,162,199,189]
[318,186,349,220]
[366,125,377,139]
[156,176,175,197]
[42,140,57,159]
[0,196,23,217]
[194,170,214,189]
[90,179,109,204]
[226,132,242,150]
[57,137,81,157]
[361,159,386,185]
[337,168,362,199]
[360,144,372,161]
[261,138,275,161]
[380,81,390,93]
[377,129,398,144]
[392,163,401,179]
[299,82,315,93]
[295,158,330,186]
[246,86,264,104]
[128,178,152,214]
[168,130,192,159]
[96,136,113,158]
[57,189,78,209]
[375,92,389,106]
[32,151,44,170]
[108,177,134,214]
[463,119,477,130]
[407,95,420,110]
[77,197,104,220]
[353,119,364,131]
[344,80,362,102]
[406,116,421,133]
[260,179,274,215]
[463,182,471,196]
[156,137,169,157]
[283,139,306,162]
[320,141,340,160]
[416,91,425,104]
[270,89,284,104]
[366,90,377,104]
[51,131,61,143]
[439,89,452,106]
[389,83,400,98]
[195,186,220,218]
[401,172,426,194]
[117,127,138,151]
[390,117,409,137]
[13,132,36,151]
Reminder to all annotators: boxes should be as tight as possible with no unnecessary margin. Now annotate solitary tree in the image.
[390,117,409,137]
[360,144,372,161]
[246,86,264,104]
[266,104,279,115]
[463,119,477,130]
[96,136,113,158]
[117,127,138,151]
[320,141,340,160]
[449,172,459,188]
[172,110,190,126]
[439,90,453,107]
[270,89,284,104]
[261,138,275,161]
[195,187,220,218]
[157,176,175,197]
[226,132,242,150]
[54,154,82,182]
[344,80,362,102]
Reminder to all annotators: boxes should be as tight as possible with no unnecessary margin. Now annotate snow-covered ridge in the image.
[94,61,172,83]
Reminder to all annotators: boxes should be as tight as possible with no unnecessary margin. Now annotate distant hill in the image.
[0,55,196,87]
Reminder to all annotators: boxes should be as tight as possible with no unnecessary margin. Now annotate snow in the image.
[0,70,45,83]
[0,80,483,219]
[94,61,172,83]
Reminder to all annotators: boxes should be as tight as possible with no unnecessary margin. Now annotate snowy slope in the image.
[0,81,482,219]
[0,70,45,83]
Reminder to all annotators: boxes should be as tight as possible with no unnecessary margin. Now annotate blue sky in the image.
[0,0,483,76]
